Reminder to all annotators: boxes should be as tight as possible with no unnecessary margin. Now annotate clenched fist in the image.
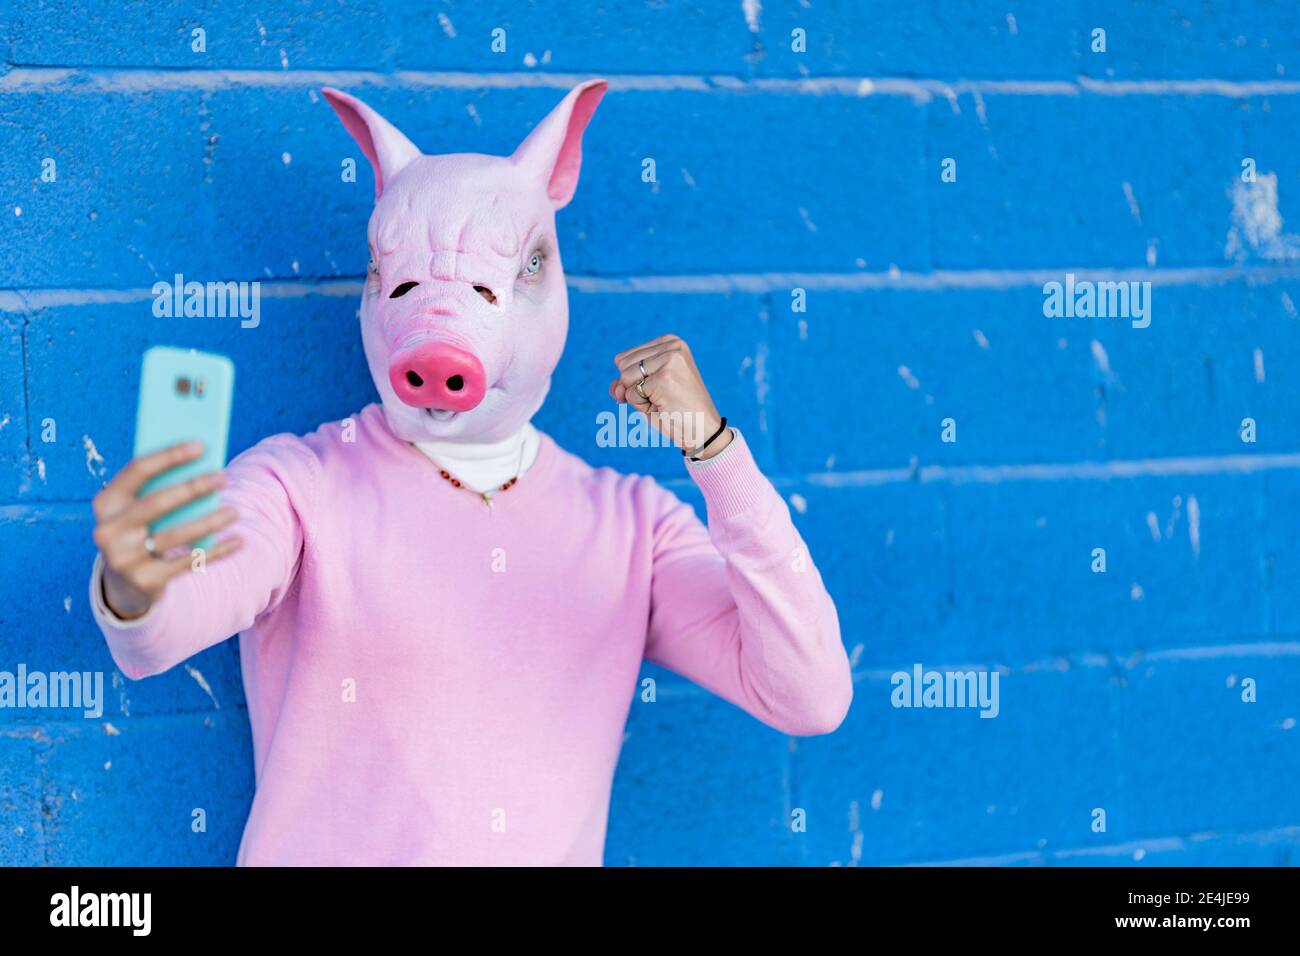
[91,441,242,620]
[608,334,734,460]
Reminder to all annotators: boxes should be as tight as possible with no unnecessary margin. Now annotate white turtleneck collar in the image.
[412,423,540,494]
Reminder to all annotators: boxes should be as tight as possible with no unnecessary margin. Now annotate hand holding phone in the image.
[91,347,242,620]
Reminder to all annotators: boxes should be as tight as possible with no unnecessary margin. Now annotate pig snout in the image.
[388,341,487,411]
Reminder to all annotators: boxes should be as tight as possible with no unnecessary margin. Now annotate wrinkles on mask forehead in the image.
[371,199,547,288]
[374,210,514,257]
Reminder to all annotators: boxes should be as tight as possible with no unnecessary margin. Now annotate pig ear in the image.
[321,87,421,200]
[511,79,608,209]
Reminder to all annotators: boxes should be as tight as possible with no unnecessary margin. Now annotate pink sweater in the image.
[91,404,852,865]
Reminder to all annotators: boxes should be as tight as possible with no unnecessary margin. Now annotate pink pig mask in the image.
[321,80,607,445]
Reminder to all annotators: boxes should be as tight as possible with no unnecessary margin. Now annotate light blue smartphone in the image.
[133,346,235,552]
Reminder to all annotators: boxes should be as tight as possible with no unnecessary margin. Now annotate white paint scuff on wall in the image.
[1090,340,1115,382]
[1121,181,1143,225]
[83,435,106,477]
[184,665,220,709]
[1225,173,1300,261]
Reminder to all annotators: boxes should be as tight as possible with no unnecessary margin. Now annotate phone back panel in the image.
[133,346,235,550]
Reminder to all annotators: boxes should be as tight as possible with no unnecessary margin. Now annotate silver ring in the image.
[634,359,649,400]
[143,535,159,559]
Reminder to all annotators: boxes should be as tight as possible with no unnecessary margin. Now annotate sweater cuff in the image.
[89,554,157,631]
[684,428,770,520]
[90,556,181,679]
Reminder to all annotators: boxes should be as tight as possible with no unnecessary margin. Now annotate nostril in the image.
[473,285,497,305]
[446,375,464,392]
[406,370,424,388]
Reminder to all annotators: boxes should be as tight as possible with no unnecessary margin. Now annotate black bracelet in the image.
[684,417,728,461]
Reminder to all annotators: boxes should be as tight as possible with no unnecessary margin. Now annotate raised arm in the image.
[641,430,853,736]
[608,333,852,734]
[88,434,318,679]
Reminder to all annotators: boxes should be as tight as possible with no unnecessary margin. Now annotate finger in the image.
[610,375,651,411]
[123,470,227,527]
[613,335,680,368]
[612,335,670,367]
[151,505,239,553]
[102,513,220,576]
[96,441,205,517]
[615,342,679,376]
[137,535,244,590]
[100,522,154,576]
[625,372,658,413]
[616,348,677,388]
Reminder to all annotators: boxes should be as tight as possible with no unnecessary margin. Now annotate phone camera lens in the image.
[176,377,191,395]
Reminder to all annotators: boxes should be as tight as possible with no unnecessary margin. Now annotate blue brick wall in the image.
[2,1,1299,866]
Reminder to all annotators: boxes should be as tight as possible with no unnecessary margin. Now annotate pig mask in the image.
[321,80,607,445]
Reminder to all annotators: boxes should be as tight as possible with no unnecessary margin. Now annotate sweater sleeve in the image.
[642,429,853,736]
[88,433,319,680]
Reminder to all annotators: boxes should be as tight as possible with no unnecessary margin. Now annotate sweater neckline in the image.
[411,423,541,494]
[366,404,563,511]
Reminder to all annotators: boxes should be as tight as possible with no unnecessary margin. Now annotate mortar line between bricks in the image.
[5,262,1300,311]
[25,718,54,866]
[845,638,1300,684]
[11,445,1300,513]
[39,755,49,866]
[921,88,939,272]
[755,291,774,467]
[616,639,1300,699]
[17,303,33,495]
[0,705,252,737]
[798,451,1300,488]
[912,823,1300,866]
[0,639,1289,708]
[6,68,1300,99]
[530,637,1300,710]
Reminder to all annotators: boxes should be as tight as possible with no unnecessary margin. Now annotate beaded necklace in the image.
[432,439,527,509]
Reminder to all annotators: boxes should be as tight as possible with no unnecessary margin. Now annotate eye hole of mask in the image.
[390,281,420,299]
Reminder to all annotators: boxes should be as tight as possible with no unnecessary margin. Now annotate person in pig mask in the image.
[87,80,852,866]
